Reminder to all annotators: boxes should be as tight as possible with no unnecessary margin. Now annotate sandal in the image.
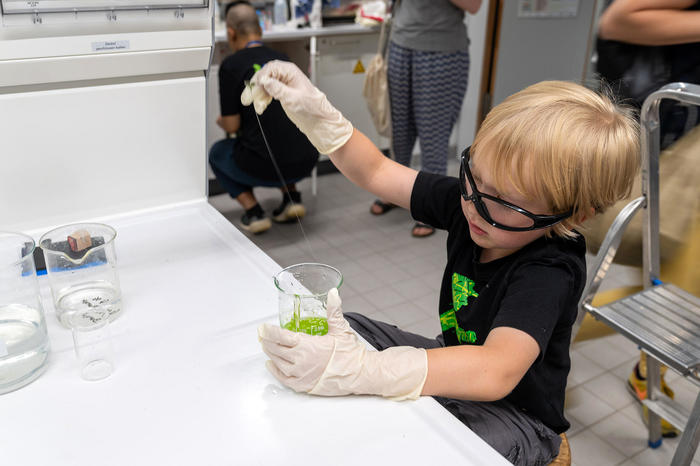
[412,222,435,238]
[370,199,396,215]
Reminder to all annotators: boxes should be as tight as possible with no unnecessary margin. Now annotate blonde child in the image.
[248,62,639,465]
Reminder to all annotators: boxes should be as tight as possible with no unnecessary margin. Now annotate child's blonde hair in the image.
[471,80,639,238]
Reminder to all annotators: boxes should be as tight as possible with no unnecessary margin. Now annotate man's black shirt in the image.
[411,171,587,433]
[218,46,318,181]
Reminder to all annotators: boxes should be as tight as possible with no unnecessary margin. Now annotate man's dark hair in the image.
[224,1,252,17]
[225,1,262,37]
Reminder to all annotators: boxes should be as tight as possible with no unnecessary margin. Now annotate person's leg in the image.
[208,140,271,233]
[370,42,417,215]
[409,49,470,237]
[412,49,470,176]
[628,351,680,437]
[345,312,442,350]
[387,42,417,168]
[272,183,306,223]
[236,191,258,210]
[434,397,562,466]
[209,139,252,200]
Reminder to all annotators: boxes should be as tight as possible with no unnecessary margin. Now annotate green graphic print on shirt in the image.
[440,273,478,344]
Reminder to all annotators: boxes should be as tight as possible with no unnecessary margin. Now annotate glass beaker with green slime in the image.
[273,263,343,336]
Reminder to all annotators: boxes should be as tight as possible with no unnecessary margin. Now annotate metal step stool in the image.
[576,82,700,466]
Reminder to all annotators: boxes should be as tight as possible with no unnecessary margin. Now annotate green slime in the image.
[283,317,328,336]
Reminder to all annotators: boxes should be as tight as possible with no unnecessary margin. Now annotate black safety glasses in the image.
[459,147,573,232]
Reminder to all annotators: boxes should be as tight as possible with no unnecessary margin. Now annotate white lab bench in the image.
[0,200,510,465]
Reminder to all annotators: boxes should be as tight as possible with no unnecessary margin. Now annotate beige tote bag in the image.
[363,15,392,138]
[583,123,700,266]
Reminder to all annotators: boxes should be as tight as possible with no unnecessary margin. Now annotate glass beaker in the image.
[273,263,343,336]
[39,223,122,329]
[0,232,50,395]
[71,308,115,382]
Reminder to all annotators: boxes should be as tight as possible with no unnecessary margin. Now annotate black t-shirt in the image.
[218,46,318,181]
[411,172,587,434]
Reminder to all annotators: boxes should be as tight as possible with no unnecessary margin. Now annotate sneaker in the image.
[240,205,271,234]
[627,362,679,438]
[273,192,306,223]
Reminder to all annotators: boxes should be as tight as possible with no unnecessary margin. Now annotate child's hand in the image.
[257,288,428,400]
[240,60,354,155]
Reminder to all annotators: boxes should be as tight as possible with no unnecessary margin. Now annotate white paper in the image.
[91,40,130,52]
[518,0,579,18]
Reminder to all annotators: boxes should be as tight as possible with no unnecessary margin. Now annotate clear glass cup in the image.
[0,232,50,395]
[70,308,114,381]
[39,223,121,329]
[273,263,343,336]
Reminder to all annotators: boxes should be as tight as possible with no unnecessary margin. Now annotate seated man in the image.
[209,0,318,234]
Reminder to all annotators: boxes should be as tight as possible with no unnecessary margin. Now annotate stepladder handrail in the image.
[579,196,646,308]
[639,82,700,288]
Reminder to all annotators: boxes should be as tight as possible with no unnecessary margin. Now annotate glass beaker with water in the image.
[39,223,122,328]
[273,263,343,336]
[0,232,50,395]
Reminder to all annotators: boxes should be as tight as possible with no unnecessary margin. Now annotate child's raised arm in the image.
[242,60,416,210]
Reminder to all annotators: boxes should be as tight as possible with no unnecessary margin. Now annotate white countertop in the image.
[214,20,378,42]
[0,200,509,465]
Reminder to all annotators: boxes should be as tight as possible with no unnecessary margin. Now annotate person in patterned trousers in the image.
[370,0,481,237]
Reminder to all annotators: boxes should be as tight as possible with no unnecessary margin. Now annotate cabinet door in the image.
[0,77,207,231]
[316,33,390,151]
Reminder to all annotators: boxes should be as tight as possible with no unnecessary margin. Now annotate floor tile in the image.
[565,384,617,427]
[341,293,378,315]
[567,414,586,437]
[602,333,642,358]
[581,371,636,411]
[569,350,608,388]
[574,337,640,370]
[625,437,684,466]
[670,376,700,412]
[362,287,407,312]
[381,301,428,328]
[590,410,649,458]
[568,428,626,466]
[390,275,435,302]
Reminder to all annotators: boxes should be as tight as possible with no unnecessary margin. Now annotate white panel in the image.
[0,30,212,60]
[0,47,211,87]
[0,76,207,232]
[206,62,226,153]
[316,33,389,150]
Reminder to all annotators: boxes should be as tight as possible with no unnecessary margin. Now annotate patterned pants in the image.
[387,42,470,175]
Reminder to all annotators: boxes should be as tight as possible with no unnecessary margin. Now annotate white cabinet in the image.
[316,32,388,150]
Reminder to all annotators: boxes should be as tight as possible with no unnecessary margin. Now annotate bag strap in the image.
[377,0,400,57]
[377,16,389,56]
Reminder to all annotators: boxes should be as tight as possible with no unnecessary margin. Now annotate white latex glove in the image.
[258,288,428,401]
[240,60,354,155]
